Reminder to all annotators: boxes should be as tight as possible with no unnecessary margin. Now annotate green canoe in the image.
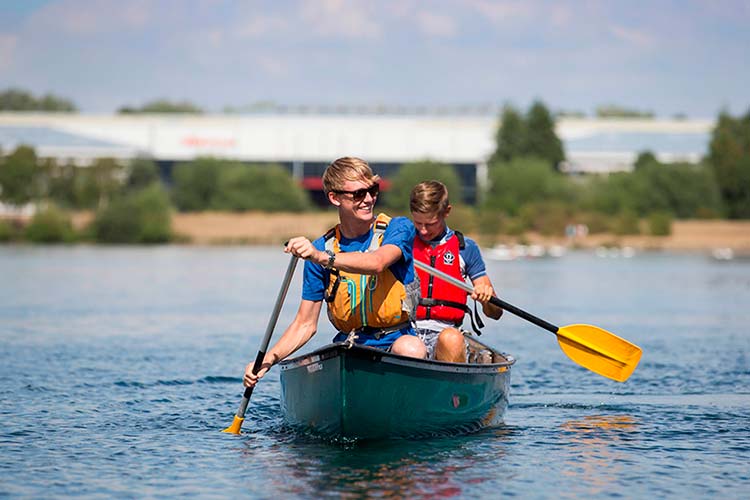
[278,334,515,439]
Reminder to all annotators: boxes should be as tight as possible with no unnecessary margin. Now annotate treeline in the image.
[2,102,749,245]
[0,86,679,118]
[0,88,76,112]
[382,103,749,240]
[0,151,309,243]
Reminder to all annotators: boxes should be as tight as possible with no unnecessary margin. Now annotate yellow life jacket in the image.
[324,213,419,333]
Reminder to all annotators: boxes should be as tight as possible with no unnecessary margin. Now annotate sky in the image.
[1,0,748,118]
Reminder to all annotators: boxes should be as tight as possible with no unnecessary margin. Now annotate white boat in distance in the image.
[485,244,567,261]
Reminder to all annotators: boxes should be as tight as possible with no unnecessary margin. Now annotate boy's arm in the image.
[471,275,504,320]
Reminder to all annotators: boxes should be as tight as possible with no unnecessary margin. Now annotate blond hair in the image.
[322,157,381,193]
[410,180,450,215]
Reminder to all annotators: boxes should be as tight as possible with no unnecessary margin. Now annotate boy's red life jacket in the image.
[414,231,469,324]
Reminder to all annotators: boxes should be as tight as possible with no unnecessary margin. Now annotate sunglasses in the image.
[332,183,380,202]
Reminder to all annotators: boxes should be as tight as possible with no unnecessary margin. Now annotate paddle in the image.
[413,260,642,382]
[223,254,300,434]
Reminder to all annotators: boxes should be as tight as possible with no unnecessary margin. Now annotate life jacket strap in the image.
[418,298,485,336]
[348,321,412,340]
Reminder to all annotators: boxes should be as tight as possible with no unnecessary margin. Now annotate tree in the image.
[488,101,565,170]
[126,157,160,190]
[634,151,658,170]
[118,99,203,114]
[483,157,572,215]
[707,110,750,218]
[523,100,565,169]
[47,162,79,208]
[92,184,172,243]
[382,161,462,214]
[213,163,310,212]
[171,158,222,211]
[489,105,526,164]
[0,145,42,205]
[0,88,76,111]
[579,160,723,218]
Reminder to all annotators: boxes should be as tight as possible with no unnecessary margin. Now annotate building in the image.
[0,112,713,204]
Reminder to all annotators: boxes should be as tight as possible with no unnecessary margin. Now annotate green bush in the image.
[611,210,641,235]
[126,157,160,191]
[648,211,673,236]
[172,159,310,212]
[484,157,572,215]
[445,205,476,234]
[578,212,610,234]
[476,209,503,236]
[499,215,527,236]
[24,205,76,243]
[92,184,172,243]
[518,201,572,236]
[383,161,462,213]
[214,164,310,212]
[0,219,15,242]
[172,158,221,211]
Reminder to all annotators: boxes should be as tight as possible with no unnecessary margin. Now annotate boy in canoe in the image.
[244,157,426,389]
[410,180,503,362]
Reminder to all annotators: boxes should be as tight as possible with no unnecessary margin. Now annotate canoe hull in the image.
[279,338,514,439]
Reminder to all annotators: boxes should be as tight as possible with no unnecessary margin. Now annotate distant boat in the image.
[485,244,566,261]
[711,247,734,260]
[595,246,636,258]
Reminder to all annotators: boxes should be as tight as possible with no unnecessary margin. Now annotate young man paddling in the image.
[410,180,503,362]
[243,157,426,389]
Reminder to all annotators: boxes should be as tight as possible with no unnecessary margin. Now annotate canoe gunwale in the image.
[279,335,515,375]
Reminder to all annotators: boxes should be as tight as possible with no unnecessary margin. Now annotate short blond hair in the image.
[410,180,450,215]
[322,157,381,193]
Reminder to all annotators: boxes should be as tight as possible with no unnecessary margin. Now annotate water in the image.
[1,246,748,498]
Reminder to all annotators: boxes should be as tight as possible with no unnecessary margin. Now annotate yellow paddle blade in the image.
[222,415,245,434]
[556,324,642,382]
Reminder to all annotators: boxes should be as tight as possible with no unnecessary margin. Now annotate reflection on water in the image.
[559,415,640,496]
[254,427,515,498]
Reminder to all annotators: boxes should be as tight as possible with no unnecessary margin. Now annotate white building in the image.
[0,112,713,203]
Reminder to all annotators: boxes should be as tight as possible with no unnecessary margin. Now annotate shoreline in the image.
[10,211,743,254]
[168,212,750,254]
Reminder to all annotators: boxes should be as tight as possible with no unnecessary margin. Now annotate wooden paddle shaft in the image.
[413,260,559,334]
[236,255,299,417]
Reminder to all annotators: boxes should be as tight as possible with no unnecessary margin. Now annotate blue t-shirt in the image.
[301,215,416,302]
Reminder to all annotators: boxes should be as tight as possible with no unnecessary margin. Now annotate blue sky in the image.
[1,0,748,118]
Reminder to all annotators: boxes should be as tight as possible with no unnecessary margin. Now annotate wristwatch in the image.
[324,249,336,269]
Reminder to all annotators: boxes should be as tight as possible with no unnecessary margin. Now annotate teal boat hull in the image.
[279,336,514,439]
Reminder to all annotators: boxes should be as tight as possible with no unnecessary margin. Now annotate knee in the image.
[438,328,464,349]
[392,335,427,359]
[435,328,466,363]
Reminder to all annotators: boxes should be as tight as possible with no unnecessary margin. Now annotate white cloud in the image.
[609,24,656,49]
[465,0,533,25]
[300,0,382,39]
[415,11,457,38]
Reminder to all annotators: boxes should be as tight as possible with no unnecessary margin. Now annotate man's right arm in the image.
[243,299,323,388]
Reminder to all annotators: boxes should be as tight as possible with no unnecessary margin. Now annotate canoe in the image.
[278,334,515,439]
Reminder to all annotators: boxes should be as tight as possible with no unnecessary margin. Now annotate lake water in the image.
[1,246,749,498]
